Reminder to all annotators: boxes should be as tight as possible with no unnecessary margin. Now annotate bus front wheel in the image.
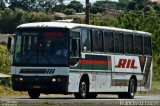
[28,91,40,99]
[74,78,88,99]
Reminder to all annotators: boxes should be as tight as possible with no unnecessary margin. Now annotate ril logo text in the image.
[115,59,137,69]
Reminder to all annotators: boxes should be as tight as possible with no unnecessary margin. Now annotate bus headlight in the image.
[52,78,56,82]
[15,77,23,81]
[19,77,23,81]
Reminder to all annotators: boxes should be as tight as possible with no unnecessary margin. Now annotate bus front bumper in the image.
[11,75,69,94]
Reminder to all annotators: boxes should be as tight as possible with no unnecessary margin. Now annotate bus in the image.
[9,22,152,99]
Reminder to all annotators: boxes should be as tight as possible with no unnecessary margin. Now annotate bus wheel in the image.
[74,78,88,99]
[28,91,40,99]
[127,78,136,99]
[118,79,136,99]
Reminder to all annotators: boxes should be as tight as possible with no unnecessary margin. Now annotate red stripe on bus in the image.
[111,81,129,86]
[79,60,111,65]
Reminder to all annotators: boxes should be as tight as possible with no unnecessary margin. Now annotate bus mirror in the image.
[72,39,77,50]
[7,36,12,50]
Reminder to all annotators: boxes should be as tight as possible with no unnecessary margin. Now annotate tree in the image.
[127,0,151,11]
[0,0,6,10]
[58,0,64,5]
[9,0,33,11]
[0,8,24,33]
[20,12,54,23]
[8,0,58,12]
[54,0,66,12]
[37,0,58,12]
[63,8,76,15]
[0,8,54,34]
[90,1,106,14]
[117,0,131,10]
[67,0,83,13]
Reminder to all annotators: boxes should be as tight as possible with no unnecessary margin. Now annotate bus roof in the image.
[17,22,151,36]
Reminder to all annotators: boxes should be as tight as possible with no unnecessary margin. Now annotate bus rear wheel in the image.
[74,78,88,99]
[118,79,136,99]
[28,91,40,99]
[127,79,136,99]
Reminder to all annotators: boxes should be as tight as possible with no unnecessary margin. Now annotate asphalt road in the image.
[0,95,160,106]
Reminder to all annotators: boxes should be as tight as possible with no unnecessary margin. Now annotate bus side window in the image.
[93,30,103,52]
[81,29,91,52]
[134,35,143,55]
[125,34,133,54]
[104,31,114,53]
[114,32,124,54]
[144,36,152,55]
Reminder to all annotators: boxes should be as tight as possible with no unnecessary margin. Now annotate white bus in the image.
[9,22,152,99]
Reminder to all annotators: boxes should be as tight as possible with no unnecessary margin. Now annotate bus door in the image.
[70,30,81,67]
[81,29,95,89]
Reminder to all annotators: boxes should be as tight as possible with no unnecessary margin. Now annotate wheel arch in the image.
[80,74,90,85]
[79,73,90,90]
[74,73,90,99]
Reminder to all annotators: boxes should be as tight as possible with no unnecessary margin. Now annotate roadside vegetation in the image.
[152,81,160,91]
[0,85,27,97]
[0,0,160,95]
[0,43,11,74]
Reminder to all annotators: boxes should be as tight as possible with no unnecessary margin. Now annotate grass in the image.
[152,81,160,90]
[0,85,27,97]
[136,80,160,96]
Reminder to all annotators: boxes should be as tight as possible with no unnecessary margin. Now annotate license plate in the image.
[33,85,41,89]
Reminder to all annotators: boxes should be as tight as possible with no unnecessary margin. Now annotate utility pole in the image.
[85,0,90,24]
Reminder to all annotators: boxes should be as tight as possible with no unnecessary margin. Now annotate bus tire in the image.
[28,91,40,99]
[118,79,136,99]
[126,78,136,99]
[74,78,88,99]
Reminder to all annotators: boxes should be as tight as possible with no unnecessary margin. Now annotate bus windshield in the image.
[13,28,69,66]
